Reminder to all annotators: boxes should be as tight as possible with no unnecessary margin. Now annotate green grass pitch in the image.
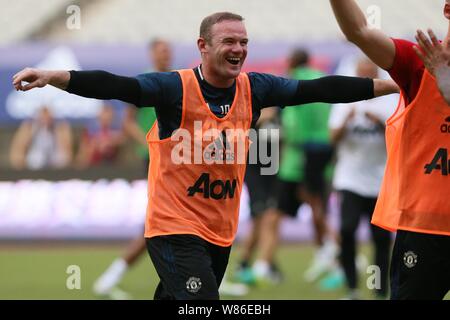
[1,243,448,300]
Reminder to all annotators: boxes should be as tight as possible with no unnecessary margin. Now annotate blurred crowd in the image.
[9,103,125,170]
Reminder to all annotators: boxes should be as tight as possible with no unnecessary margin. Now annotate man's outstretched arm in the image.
[291,76,398,105]
[12,68,141,106]
[330,0,396,70]
[257,73,399,109]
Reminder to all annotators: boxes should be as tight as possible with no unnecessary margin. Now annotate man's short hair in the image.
[200,12,244,43]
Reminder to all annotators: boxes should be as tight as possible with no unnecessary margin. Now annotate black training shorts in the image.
[146,234,231,300]
[390,230,450,300]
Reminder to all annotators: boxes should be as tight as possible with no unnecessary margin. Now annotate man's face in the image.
[201,20,248,82]
[151,42,172,72]
[444,0,450,20]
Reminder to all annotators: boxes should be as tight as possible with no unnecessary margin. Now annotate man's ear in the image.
[197,37,207,54]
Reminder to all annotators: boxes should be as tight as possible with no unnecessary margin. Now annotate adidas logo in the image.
[440,116,450,133]
[203,132,235,161]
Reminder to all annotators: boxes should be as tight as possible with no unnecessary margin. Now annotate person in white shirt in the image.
[9,106,72,170]
[329,57,397,299]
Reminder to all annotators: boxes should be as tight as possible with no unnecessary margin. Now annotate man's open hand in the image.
[414,29,450,75]
[12,68,70,91]
[414,29,450,105]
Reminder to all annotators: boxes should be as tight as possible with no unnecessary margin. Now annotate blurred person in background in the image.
[122,38,172,164]
[328,58,395,300]
[251,49,338,285]
[13,11,399,300]
[234,107,279,287]
[93,39,171,299]
[75,104,124,169]
[9,106,72,170]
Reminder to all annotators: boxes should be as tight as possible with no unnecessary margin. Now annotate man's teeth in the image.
[227,58,240,64]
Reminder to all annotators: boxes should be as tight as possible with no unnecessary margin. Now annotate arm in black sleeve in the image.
[293,76,374,105]
[66,70,141,106]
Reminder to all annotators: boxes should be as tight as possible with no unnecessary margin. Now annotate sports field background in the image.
[0,243,360,300]
[3,242,447,300]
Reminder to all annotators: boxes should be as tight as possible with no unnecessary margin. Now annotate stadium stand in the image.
[0,0,444,44]
[0,0,73,44]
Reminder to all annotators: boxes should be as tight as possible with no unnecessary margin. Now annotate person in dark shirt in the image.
[13,11,398,300]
